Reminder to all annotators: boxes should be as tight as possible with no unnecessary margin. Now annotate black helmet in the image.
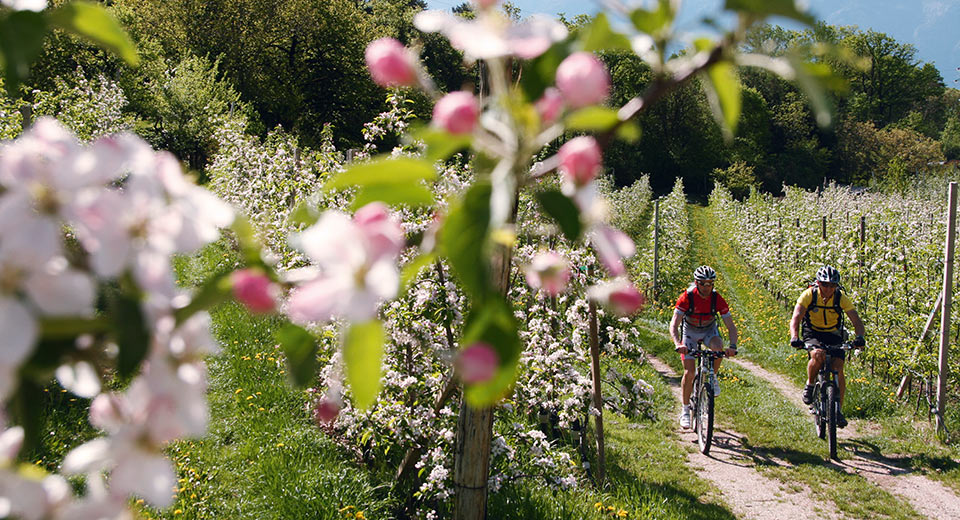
[816,265,840,284]
[693,265,716,281]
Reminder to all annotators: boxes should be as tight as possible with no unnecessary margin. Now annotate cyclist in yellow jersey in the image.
[789,266,865,428]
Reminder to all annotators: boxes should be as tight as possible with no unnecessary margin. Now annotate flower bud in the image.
[535,87,564,126]
[590,224,636,277]
[456,343,499,384]
[354,202,405,260]
[313,397,341,426]
[365,37,418,88]
[433,91,479,135]
[231,268,279,314]
[524,251,571,297]
[558,136,602,186]
[555,52,610,108]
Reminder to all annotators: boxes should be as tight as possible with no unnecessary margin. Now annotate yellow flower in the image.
[235,388,243,394]
[355,513,366,520]
[276,442,285,447]
[174,509,183,515]
[617,509,628,517]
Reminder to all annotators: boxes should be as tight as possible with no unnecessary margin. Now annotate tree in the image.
[942,116,960,160]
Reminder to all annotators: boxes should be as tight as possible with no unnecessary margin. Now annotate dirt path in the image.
[645,354,842,520]
[731,357,960,520]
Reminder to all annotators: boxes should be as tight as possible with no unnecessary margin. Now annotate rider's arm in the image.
[721,313,738,346]
[846,308,865,338]
[789,303,806,339]
[669,310,683,347]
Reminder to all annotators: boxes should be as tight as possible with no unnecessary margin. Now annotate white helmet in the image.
[816,265,841,284]
[693,265,716,281]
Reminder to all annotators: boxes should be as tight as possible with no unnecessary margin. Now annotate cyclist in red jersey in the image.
[669,265,738,429]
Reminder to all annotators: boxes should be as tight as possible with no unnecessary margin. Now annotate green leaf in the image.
[351,183,435,209]
[47,2,139,65]
[565,106,620,131]
[38,317,109,339]
[616,122,642,143]
[724,0,814,25]
[0,11,47,95]
[629,0,674,36]
[414,127,473,162]
[343,320,385,410]
[173,272,233,325]
[519,42,566,102]
[230,216,264,267]
[535,190,582,241]
[324,157,436,191]
[704,60,741,139]
[441,182,492,301]
[289,200,322,228]
[461,296,521,406]
[399,253,437,298]
[792,59,839,128]
[276,324,318,388]
[109,290,151,379]
[580,13,632,52]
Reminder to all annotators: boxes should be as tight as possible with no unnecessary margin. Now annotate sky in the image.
[423,0,960,85]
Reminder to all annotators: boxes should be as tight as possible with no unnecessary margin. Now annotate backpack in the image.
[683,286,718,327]
[803,284,845,332]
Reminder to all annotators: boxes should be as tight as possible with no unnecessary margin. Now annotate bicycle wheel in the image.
[814,383,826,439]
[690,374,701,431]
[697,380,715,455]
[826,384,838,460]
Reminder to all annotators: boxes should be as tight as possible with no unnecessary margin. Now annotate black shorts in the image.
[801,329,846,360]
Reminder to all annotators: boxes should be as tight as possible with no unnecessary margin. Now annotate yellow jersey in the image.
[797,287,854,332]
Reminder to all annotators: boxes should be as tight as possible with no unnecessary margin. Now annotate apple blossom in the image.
[456,343,499,384]
[432,91,479,135]
[524,251,571,297]
[535,87,564,126]
[472,0,498,9]
[365,37,418,88]
[555,52,610,108]
[414,10,567,61]
[287,203,405,323]
[589,224,636,277]
[313,397,341,426]
[587,279,645,316]
[0,0,47,11]
[558,136,602,186]
[231,268,279,314]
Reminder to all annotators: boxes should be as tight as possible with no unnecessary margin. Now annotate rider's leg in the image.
[807,349,826,385]
[681,358,696,405]
[708,335,724,372]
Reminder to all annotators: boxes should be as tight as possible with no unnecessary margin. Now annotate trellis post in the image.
[937,182,958,433]
[587,266,606,486]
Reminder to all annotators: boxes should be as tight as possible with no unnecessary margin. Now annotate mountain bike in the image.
[689,346,727,455]
[796,342,855,460]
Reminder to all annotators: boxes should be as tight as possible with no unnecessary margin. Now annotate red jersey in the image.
[675,287,729,328]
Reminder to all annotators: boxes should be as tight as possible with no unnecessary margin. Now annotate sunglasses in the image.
[818,282,837,288]
[696,281,714,286]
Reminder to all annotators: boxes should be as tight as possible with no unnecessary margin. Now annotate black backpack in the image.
[803,285,845,332]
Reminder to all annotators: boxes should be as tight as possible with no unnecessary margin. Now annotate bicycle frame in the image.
[689,346,726,455]
[802,342,854,460]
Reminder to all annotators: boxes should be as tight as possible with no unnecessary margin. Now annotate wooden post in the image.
[821,216,827,240]
[19,104,33,130]
[653,199,660,298]
[588,266,606,486]
[937,182,958,433]
[896,292,942,398]
[859,216,866,288]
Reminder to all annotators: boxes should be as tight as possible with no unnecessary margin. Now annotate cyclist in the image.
[670,265,738,429]
[789,265,865,428]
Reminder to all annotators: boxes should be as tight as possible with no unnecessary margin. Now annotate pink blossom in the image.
[472,0,498,9]
[588,279,645,316]
[414,10,567,61]
[313,397,341,426]
[590,224,636,276]
[365,37,418,88]
[555,52,610,108]
[231,269,278,314]
[535,87,564,125]
[457,343,499,384]
[287,204,405,323]
[524,251,571,297]
[433,91,479,135]
[558,136,602,186]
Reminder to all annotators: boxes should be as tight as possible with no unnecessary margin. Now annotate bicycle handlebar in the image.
[791,342,858,351]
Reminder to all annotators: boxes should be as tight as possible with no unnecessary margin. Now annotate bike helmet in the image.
[815,265,841,284]
[693,265,716,281]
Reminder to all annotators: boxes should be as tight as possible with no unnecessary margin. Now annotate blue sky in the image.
[424,0,959,85]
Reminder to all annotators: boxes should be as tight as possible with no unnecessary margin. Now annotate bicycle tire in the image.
[827,384,838,460]
[815,383,826,439]
[697,381,715,455]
